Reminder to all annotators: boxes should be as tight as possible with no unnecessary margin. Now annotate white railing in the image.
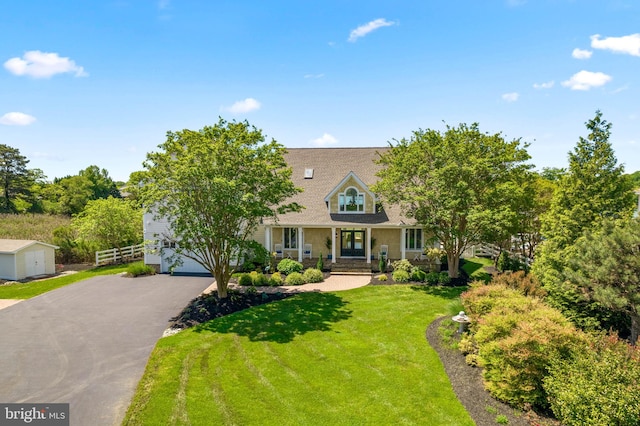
[464,243,533,267]
[95,243,145,266]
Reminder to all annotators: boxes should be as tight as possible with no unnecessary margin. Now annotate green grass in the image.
[123,285,475,426]
[461,256,494,282]
[0,264,129,299]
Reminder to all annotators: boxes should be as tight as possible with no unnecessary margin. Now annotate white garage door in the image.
[160,249,210,275]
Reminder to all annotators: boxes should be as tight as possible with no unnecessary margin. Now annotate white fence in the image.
[95,243,145,266]
[463,243,533,267]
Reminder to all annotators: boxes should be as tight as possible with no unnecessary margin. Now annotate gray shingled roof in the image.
[0,239,58,253]
[270,147,413,227]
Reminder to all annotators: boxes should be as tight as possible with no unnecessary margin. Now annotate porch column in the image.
[298,227,303,262]
[366,227,371,264]
[400,228,406,260]
[265,226,272,253]
[331,227,336,263]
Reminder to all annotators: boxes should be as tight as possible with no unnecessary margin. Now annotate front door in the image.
[340,229,365,257]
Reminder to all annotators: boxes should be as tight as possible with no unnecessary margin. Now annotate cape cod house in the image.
[144,147,434,274]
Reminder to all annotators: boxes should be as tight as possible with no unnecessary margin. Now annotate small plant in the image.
[277,258,304,275]
[249,271,268,286]
[316,253,324,271]
[379,255,386,273]
[302,268,324,283]
[238,273,253,286]
[126,261,156,277]
[485,406,498,415]
[378,274,388,281]
[268,271,284,286]
[438,271,451,285]
[495,414,509,424]
[411,267,427,282]
[284,272,305,286]
[425,271,440,285]
[392,269,410,283]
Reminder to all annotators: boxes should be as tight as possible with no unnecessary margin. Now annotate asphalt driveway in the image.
[0,273,212,426]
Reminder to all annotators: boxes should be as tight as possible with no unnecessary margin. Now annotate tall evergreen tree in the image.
[0,144,31,212]
[533,111,637,333]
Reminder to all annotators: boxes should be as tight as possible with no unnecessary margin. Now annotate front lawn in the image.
[124,285,474,426]
[0,264,129,299]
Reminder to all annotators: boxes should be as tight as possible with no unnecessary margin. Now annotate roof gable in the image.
[0,239,59,254]
[323,171,376,203]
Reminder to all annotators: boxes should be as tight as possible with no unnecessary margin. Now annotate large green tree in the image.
[141,118,301,297]
[0,144,31,212]
[72,196,142,252]
[562,218,640,344]
[79,165,121,200]
[533,111,636,333]
[372,123,531,277]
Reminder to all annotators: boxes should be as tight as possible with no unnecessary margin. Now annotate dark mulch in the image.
[169,289,296,329]
[427,316,560,426]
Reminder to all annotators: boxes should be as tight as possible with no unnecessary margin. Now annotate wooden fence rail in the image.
[464,243,533,267]
[95,243,145,266]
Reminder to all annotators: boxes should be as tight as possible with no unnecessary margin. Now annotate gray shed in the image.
[0,239,59,281]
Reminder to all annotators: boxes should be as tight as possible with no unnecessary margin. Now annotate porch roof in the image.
[267,147,415,227]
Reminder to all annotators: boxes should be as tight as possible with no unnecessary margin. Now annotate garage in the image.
[0,239,59,281]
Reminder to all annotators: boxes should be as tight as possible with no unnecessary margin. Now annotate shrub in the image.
[238,273,253,286]
[438,271,451,285]
[492,271,545,298]
[249,271,268,286]
[316,253,324,271]
[284,272,305,286]
[277,258,304,275]
[391,259,412,273]
[242,240,270,271]
[411,267,427,282]
[378,255,386,273]
[378,274,388,281]
[126,261,156,277]
[544,334,640,426]
[268,272,284,286]
[425,271,440,285]
[303,268,324,283]
[392,269,410,283]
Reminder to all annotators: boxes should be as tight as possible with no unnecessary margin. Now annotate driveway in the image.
[0,274,212,426]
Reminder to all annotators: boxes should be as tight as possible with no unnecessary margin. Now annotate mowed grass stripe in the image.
[123,286,474,426]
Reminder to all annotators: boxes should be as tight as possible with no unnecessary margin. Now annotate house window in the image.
[162,240,177,249]
[405,228,423,250]
[283,228,298,249]
[339,187,364,213]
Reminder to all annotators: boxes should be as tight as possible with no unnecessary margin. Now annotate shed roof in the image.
[0,239,59,254]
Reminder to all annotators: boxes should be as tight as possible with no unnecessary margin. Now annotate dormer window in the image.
[339,187,364,213]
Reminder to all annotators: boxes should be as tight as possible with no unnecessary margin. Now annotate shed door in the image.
[25,250,46,277]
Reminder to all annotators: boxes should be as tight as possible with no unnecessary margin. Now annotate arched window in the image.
[339,187,364,213]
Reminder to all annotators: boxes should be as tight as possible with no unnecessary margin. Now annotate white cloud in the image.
[32,151,63,161]
[4,51,88,78]
[304,73,325,79]
[572,48,592,59]
[225,98,261,114]
[533,80,554,89]
[502,92,519,102]
[348,18,395,42]
[311,133,338,147]
[158,0,171,9]
[561,70,612,91]
[591,33,640,56]
[0,112,37,126]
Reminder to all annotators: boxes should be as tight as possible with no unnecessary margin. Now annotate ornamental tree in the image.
[141,118,301,298]
[373,122,531,278]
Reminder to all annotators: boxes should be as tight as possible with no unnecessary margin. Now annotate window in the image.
[339,187,364,213]
[162,240,177,249]
[405,228,423,250]
[284,228,297,249]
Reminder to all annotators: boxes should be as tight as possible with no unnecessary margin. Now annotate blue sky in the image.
[1,0,639,182]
